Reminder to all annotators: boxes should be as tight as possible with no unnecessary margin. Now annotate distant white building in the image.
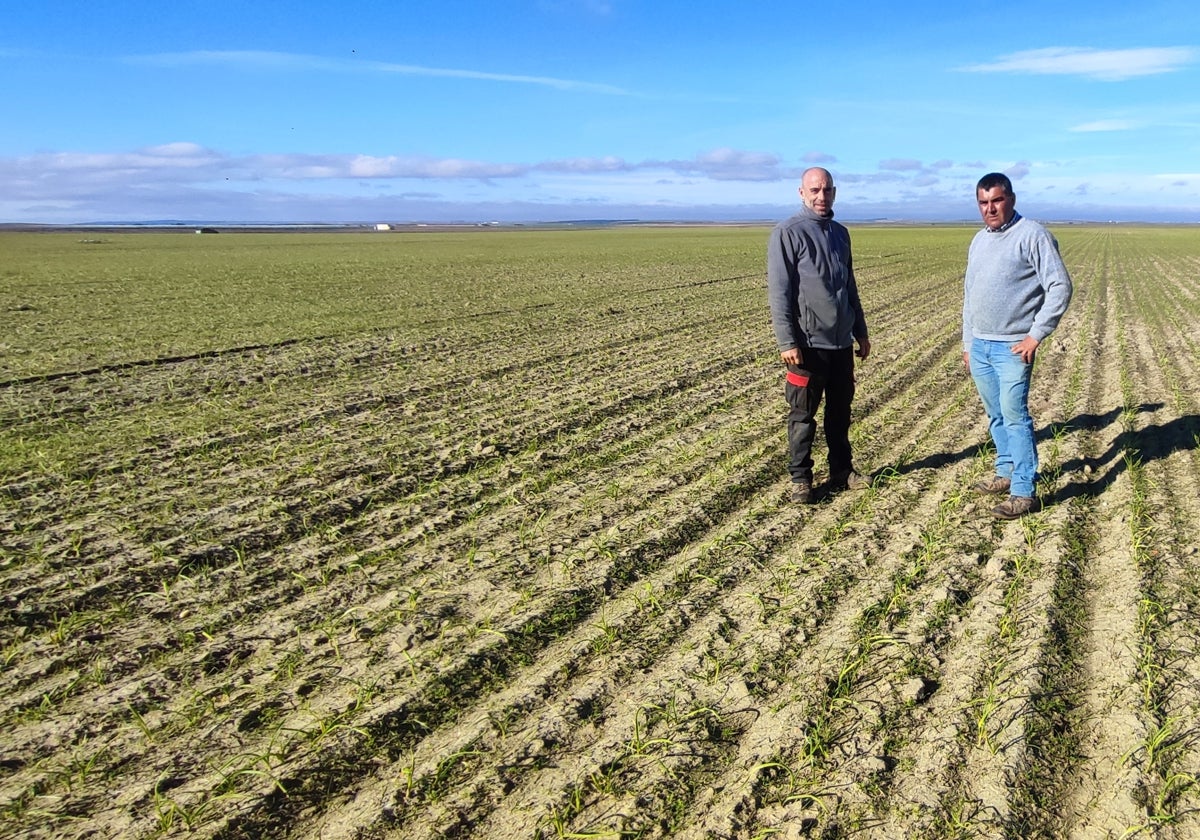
[374,223,392,231]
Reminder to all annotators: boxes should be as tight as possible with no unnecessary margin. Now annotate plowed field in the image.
[2,225,1199,839]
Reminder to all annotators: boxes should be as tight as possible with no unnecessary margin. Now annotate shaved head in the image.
[800,167,836,216]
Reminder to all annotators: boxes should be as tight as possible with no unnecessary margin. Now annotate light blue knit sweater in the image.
[962,214,1073,351]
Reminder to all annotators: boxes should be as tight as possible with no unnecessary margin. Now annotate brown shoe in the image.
[973,475,1011,495]
[830,470,870,491]
[790,481,813,504]
[992,495,1038,520]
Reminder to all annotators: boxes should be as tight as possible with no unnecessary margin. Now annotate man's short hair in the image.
[976,172,1014,195]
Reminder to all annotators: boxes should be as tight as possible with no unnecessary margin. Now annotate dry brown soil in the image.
[2,227,1199,839]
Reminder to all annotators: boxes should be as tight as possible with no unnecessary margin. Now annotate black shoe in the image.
[830,470,870,491]
[790,481,813,504]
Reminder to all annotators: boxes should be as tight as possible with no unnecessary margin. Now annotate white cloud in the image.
[651,148,786,182]
[1070,119,1139,132]
[343,155,526,179]
[959,47,1198,81]
[0,146,803,205]
[1,146,226,191]
[146,142,212,158]
[5,144,1198,224]
[538,157,632,174]
[692,148,784,181]
[834,171,905,185]
[879,158,924,172]
[1006,161,1033,180]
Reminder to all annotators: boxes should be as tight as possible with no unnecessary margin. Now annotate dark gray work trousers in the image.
[785,347,855,484]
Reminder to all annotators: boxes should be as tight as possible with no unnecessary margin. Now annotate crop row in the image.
[2,227,1199,839]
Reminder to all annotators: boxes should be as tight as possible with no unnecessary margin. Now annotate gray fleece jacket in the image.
[962,214,1073,350]
[767,204,868,352]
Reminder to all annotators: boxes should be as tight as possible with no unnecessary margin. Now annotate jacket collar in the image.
[798,203,835,224]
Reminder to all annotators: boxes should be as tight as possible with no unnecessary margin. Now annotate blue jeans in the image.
[969,338,1037,497]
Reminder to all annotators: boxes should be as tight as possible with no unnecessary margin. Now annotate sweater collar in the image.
[986,211,1021,233]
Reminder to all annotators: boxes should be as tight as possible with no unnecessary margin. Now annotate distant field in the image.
[2,225,1199,839]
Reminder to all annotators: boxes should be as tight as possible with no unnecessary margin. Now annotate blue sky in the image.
[3,0,1198,223]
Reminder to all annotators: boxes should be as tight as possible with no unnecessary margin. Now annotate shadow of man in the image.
[1056,404,1198,505]
[873,402,1191,511]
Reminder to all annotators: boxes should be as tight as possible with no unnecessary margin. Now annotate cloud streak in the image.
[960,46,1198,81]
[1070,119,1138,132]
[129,50,631,94]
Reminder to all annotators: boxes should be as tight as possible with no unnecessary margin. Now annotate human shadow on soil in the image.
[873,403,1191,510]
[1055,404,1199,505]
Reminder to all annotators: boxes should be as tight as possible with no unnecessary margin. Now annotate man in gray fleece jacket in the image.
[768,167,871,503]
[963,172,1073,519]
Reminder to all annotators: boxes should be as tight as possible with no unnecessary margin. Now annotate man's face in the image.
[800,172,836,216]
[977,186,1015,230]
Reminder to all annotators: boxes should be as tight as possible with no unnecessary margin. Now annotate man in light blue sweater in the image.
[963,172,1073,519]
